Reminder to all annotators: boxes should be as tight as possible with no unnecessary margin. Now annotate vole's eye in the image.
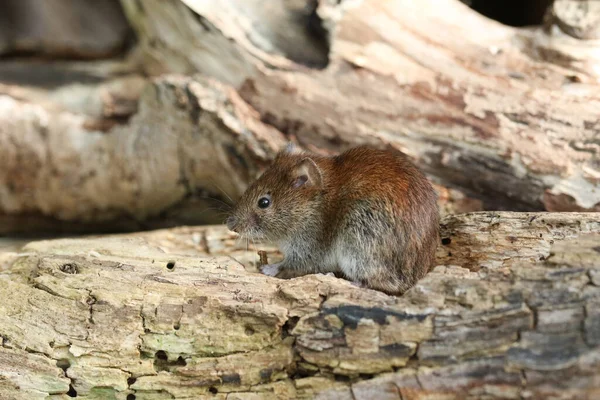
[258,196,271,209]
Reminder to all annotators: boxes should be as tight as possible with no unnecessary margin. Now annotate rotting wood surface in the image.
[1,211,599,399]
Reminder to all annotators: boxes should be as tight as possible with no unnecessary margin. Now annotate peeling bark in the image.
[0,212,599,399]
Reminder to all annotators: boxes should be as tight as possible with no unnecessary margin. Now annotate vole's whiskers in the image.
[201,196,232,211]
[208,177,235,204]
[192,207,230,223]
[198,206,227,215]
[233,233,243,249]
[250,236,259,269]
[247,237,256,268]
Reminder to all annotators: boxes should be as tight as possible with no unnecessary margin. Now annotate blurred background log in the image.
[0,0,132,59]
[0,0,599,234]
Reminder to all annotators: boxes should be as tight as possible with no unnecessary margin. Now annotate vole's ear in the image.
[292,157,322,188]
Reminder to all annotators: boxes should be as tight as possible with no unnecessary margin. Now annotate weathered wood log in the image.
[2,0,599,233]
[0,74,482,234]
[124,0,600,212]
[438,211,600,269]
[546,0,600,40]
[2,0,598,233]
[0,75,284,234]
[1,212,599,399]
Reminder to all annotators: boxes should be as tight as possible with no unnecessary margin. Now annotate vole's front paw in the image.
[260,263,282,277]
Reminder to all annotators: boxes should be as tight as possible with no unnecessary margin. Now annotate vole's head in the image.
[227,145,324,241]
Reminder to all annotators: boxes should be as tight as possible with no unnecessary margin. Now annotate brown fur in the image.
[227,145,440,295]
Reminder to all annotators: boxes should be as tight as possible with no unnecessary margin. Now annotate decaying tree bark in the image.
[1,0,599,233]
[1,211,599,399]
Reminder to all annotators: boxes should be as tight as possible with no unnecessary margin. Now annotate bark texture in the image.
[1,212,599,399]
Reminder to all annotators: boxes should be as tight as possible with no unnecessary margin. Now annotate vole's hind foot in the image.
[260,263,282,277]
[351,281,366,289]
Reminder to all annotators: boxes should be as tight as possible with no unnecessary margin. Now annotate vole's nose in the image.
[226,216,239,233]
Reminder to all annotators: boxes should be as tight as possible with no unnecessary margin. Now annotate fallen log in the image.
[1,212,599,399]
[0,75,285,234]
[124,0,600,212]
[1,0,599,233]
[0,74,481,234]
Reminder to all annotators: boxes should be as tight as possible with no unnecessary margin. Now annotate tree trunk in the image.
[1,211,599,399]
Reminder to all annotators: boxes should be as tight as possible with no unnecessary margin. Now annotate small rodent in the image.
[226,144,439,295]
